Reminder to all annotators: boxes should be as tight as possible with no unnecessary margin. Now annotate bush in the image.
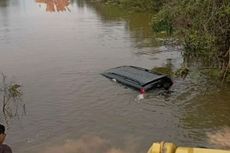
[153,0,230,80]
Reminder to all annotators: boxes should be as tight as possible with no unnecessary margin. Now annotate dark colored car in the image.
[102,66,173,92]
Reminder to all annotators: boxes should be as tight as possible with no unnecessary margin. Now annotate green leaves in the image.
[224,6,230,15]
[152,0,230,80]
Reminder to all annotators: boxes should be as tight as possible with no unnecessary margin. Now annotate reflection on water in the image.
[70,0,85,8]
[36,0,70,12]
[86,3,158,49]
[40,135,139,153]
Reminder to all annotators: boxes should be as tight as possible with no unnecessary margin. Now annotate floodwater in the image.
[0,0,230,153]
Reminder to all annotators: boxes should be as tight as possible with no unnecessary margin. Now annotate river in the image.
[0,0,230,153]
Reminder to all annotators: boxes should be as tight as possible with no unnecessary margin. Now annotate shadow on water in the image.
[0,0,9,7]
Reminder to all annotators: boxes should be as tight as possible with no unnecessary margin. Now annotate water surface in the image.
[0,1,230,153]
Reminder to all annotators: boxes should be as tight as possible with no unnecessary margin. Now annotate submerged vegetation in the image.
[96,0,230,82]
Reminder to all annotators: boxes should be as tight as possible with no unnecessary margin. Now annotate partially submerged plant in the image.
[175,67,189,79]
[0,73,25,125]
[152,65,190,79]
[8,84,22,99]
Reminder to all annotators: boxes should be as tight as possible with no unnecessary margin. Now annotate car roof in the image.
[103,66,165,86]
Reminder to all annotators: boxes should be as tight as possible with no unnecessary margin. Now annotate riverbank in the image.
[94,0,230,82]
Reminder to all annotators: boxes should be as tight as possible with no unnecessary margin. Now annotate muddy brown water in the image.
[0,0,230,153]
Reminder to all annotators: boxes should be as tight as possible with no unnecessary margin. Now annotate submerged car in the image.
[102,66,173,92]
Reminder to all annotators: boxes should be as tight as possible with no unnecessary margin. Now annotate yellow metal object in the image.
[147,142,176,153]
[148,142,230,153]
